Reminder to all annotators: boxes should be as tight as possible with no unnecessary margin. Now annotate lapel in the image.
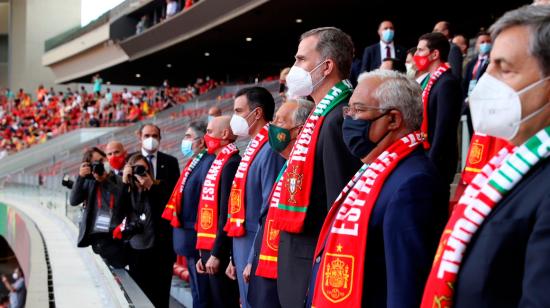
[156,151,165,179]
[375,42,382,67]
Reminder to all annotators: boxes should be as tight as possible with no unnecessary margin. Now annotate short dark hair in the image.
[138,123,162,139]
[476,30,490,39]
[82,147,106,163]
[235,87,275,121]
[300,27,354,79]
[419,32,450,62]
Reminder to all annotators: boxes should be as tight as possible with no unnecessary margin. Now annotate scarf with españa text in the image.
[224,124,269,237]
[311,132,424,307]
[421,126,550,308]
[271,80,353,233]
[196,143,239,250]
[162,150,207,227]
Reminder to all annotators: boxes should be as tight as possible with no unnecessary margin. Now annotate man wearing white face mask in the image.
[226,86,285,308]
[421,5,550,308]
[134,123,180,308]
[274,27,362,307]
[360,20,407,74]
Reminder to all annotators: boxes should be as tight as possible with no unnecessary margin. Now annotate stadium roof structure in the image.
[43,0,525,87]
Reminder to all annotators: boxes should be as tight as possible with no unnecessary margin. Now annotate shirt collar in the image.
[380,41,394,48]
[416,72,430,84]
[141,148,157,158]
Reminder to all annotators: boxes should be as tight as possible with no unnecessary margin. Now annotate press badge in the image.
[93,209,112,233]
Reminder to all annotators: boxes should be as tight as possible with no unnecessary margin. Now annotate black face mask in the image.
[342,113,388,159]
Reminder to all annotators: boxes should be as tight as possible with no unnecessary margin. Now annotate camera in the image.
[132,165,147,177]
[61,174,74,189]
[91,161,105,176]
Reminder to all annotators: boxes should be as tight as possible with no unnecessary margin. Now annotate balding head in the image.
[105,141,126,159]
[434,21,451,38]
[208,106,222,117]
[207,115,236,142]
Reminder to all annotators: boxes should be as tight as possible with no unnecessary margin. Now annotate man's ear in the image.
[323,59,335,77]
[221,128,229,140]
[431,49,440,62]
[387,109,402,130]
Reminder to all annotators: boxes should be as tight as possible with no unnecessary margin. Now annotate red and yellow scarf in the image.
[196,143,239,250]
[421,126,550,308]
[162,150,207,227]
[271,80,353,233]
[311,133,424,307]
[420,63,450,149]
[224,124,269,237]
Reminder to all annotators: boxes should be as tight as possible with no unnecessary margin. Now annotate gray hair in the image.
[188,120,207,138]
[362,70,423,131]
[290,99,315,126]
[490,5,550,76]
[300,27,354,79]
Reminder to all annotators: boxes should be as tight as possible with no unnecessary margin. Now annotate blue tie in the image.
[147,154,155,178]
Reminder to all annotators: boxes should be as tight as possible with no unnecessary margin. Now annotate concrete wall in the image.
[7,0,81,92]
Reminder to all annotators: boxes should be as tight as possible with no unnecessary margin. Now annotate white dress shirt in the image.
[379,41,396,59]
[141,148,158,179]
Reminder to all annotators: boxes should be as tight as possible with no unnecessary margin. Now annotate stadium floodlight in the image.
[204,52,210,57]
[166,64,172,68]
[246,37,253,42]
[296,19,303,23]
[135,74,141,78]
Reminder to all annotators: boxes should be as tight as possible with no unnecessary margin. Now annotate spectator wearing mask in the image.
[279,67,291,98]
[360,20,406,74]
[414,32,463,187]
[162,120,216,308]
[226,87,286,308]
[248,98,314,308]
[422,5,550,308]
[433,21,463,80]
[308,70,448,308]
[1,268,25,308]
[69,147,128,268]
[131,124,180,307]
[195,116,241,308]
[166,0,178,18]
[208,106,222,123]
[405,47,419,79]
[105,141,127,176]
[276,27,362,307]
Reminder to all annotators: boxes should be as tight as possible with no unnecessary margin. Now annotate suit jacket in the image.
[462,55,489,98]
[454,157,550,308]
[426,70,463,185]
[307,148,449,308]
[277,97,363,308]
[360,42,407,73]
[448,43,464,80]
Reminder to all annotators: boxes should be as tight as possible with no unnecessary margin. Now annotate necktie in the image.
[385,46,391,59]
[147,154,155,178]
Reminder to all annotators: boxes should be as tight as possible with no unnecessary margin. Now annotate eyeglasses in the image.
[343,105,388,120]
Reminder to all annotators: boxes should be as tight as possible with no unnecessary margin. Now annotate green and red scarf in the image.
[162,150,207,227]
[225,124,269,237]
[196,143,239,251]
[420,63,450,149]
[421,126,550,308]
[311,133,424,307]
[271,80,353,233]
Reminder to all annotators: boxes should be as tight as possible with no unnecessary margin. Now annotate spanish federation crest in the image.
[468,139,484,165]
[229,188,242,214]
[200,208,213,230]
[322,252,354,303]
[266,219,279,251]
[285,165,303,204]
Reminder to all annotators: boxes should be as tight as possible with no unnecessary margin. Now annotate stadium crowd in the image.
[19,2,550,308]
[0,76,219,159]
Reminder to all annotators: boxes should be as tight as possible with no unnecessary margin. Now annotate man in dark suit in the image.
[278,27,362,308]
[132,123,180,307]
[421,6,550,308]
[360,20,407,74]
[415,32,463,186]
[308,70,448,308]
[434,21,463,80]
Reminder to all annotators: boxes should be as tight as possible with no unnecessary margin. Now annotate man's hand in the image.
[122,164,133,184]
[225,262,237,280]
[79,163,91,178]
[135,173,153,190]
[196,259,206,274]
[205,255,221,275]
[1,275,7,283]
[243,263,252,283]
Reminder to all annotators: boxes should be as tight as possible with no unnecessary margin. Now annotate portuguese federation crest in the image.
[285,165,303,204]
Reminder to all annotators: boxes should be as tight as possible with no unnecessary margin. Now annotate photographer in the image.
[69,147,128,268]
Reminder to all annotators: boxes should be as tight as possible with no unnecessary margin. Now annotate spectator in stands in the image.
[279,27,362,307]
[132,123,180,308]
[163,120,215,308]
[405,47,418,79]
[92,74,103,95]
[227,87,286,308]
[136,15,150,34]
[433,21,463,79]
[452,34,469,60]
[105,141,127,176]
[195,116,240,308]
[69,147,128,268]
[166,0,178,18]
[1,268,25,308]
[360,20,406,73]
[422,6,550,307]
[414,32,463,187]
[208,106,222,123]
[105,88,113,103]
[247,98,314,308]
[279,67,290,98]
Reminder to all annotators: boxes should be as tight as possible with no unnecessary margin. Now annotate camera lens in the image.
[132,165,147,176]
[91,161,105,176]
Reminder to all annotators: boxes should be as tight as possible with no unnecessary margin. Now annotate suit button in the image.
[315,256,321,263]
